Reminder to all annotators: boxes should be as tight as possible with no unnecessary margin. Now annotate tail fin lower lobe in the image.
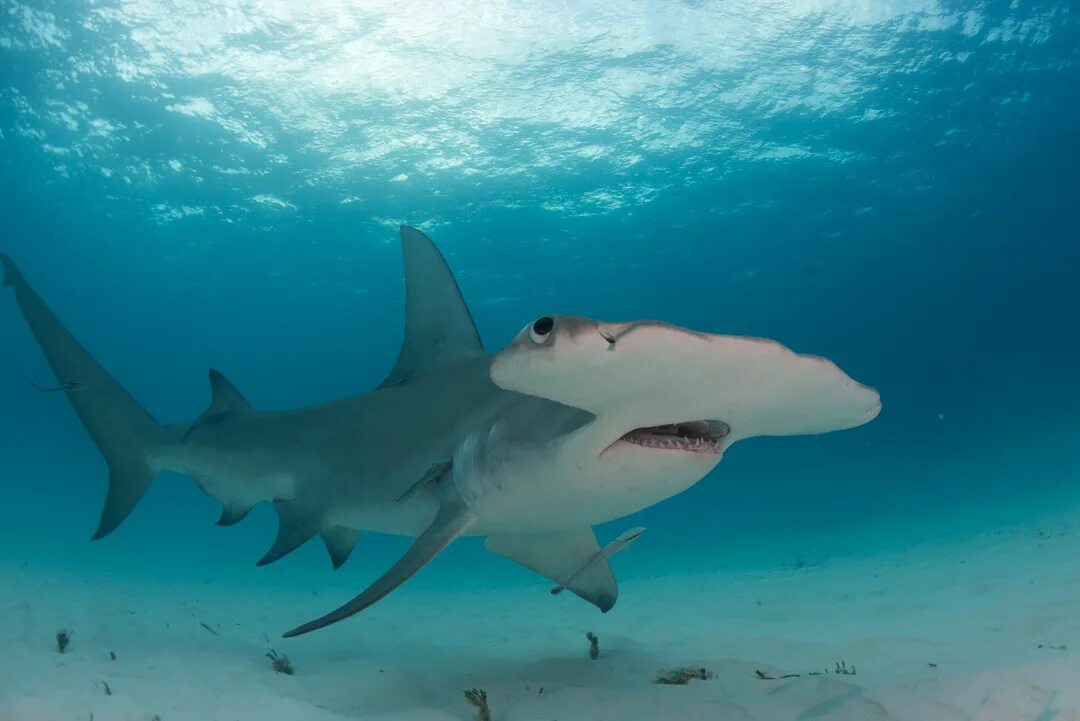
[2,254,165,538]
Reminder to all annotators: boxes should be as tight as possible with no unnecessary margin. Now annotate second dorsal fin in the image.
[379,226,485,388]
[184,369,253,441]
[207,368,251,412]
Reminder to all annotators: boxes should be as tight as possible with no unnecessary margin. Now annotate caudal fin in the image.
[1,254,166,539]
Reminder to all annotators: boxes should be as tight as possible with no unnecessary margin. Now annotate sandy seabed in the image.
[4,510,1080,721]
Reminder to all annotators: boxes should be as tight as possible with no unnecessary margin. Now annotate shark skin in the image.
[0,226,881,637]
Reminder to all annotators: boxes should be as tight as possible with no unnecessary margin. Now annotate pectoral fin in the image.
[282,489,476,637]
[485,527,618,612]
[395,459,452,504]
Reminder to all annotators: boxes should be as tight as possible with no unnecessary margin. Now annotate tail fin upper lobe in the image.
[2,253,165,539]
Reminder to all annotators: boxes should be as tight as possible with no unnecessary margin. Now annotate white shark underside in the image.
[0,226,881,637]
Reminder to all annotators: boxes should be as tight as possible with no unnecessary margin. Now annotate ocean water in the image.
[1,2,1079,720]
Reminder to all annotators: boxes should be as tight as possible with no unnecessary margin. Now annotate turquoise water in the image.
[1,1,1078,607]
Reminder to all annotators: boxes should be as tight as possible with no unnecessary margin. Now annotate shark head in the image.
[486,314,881,523]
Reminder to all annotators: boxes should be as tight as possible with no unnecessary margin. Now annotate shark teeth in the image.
[622,435,722,453]
[619,420,728,454]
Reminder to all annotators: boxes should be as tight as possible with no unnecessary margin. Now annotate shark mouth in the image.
[615,420,730,454]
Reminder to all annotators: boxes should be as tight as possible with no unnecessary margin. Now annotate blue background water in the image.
[0,1,1077,596]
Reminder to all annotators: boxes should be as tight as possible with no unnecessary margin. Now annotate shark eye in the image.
[529,316,554,344]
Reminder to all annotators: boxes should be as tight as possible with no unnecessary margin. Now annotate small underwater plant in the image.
[833,661,856,676]
[586,631,599,660]
[655,666,714,685]
[56,629,72,653]
[790,555,825,571]
[108,650,117,661]
[101,680,112,696]
[463,688,491,721]
[266,650,294,675]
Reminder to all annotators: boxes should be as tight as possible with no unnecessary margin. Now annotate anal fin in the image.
[485,528,618,612]
[321,526,360,570]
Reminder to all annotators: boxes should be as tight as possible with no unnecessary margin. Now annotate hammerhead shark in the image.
[0,226,880,637]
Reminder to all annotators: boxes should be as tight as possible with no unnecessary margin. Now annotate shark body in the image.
[1,226,880,637]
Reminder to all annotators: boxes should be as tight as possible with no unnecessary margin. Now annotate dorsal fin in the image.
[379,226,484,388]
[208,368,251,412]
[183,369,253,441]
